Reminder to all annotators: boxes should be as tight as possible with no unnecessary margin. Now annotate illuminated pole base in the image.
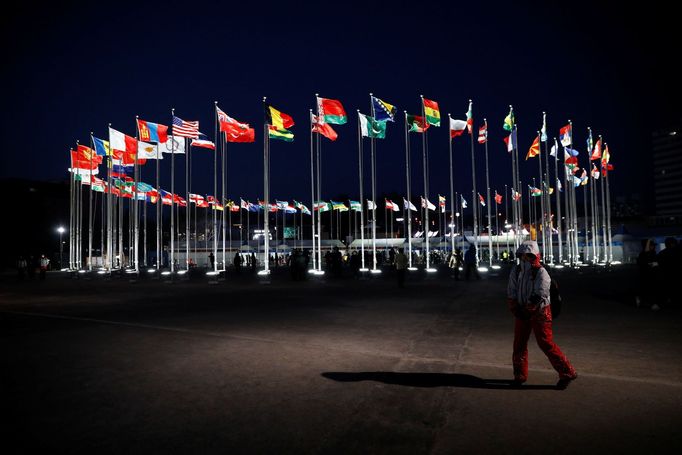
[370,269,382,274]
[477,267,489,273]
[425,268,437,273]
[491,265,502,270]
[407,267,418,271]
[359,268,370,272]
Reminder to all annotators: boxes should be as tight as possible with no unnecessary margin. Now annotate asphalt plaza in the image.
[1,265,681,453]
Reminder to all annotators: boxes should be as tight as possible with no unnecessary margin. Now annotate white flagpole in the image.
[369,93,378,272]
[483,118,493,267]
[357,111,367,270]
[468,100,479,266]
[309,109,317,271]
[420,95,432,271]
[315,96,323,272]
[262,97,270,275]
[604,141,614,263]
[404,111,413,269]
[170,109,176,274]
[447,114,455,255]
[553,138,563,264]
[88,135,94,271]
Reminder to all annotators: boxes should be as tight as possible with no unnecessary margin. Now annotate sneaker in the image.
[556,374,577,390]
[510,378,526,388]
[652,304,661,311]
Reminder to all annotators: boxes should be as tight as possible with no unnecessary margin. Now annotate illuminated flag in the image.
[423,98,440,126]
[503,107,515,131]
[172,116,199,139]
[540,113,547,142]
[109,127,137,154]
[314,201,330,212]
[591,138,602,161]
[372,96,397,122]
[550,139,558,157]
[421,197,436,211]
[438,195,446,213]
[449,117,467,138]
[460,195,468,209]
[93,137,110,156]
[317,97,347,124]
[137,141,162,159]
[529,186,542,197]
[191,133,215,150]
[403,198,417,211]
[217,107,255,143]
[268,126,294,142]
[137,119,168,143]
[478,193,486,206]
[349,200,362,211]
[503,130,517,153]
[560,124,572,147]
[465,100,474,134]
[406,114,429,133]
[311,113,338,141]
[265,105,295,130]
[495,191,502,205]
[359,113,386,139]
[526,136,540,160]
[367,200,376,210]
[158,136,186,154]
[478,124,487,144]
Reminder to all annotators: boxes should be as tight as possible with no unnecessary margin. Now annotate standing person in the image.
[39,255,50,280]
[395,247,408,288]
[636,238,658,310]
[507,240,577,389]
[464,244,480,280]
[250,252,257,273]
[655,237,679,309]
[208,252,215,270]
[233,253,242,274]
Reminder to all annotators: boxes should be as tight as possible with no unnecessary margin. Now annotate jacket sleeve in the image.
[531,267,551,308]
[507,267,518,301]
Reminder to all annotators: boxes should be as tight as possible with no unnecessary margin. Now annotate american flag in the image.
[172,116,199,138]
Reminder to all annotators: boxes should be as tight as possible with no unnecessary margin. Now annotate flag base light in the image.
[425,268,437,273]
[161,271,172,276]
[177,270,188,275]
[206,271,219,276]
[257,270,270,276]
[97,270,107,275]
[308,269,317,274]
[78,269,87,274]
[370,269,382,274]
[611,260,621,265]
[477,267,489,273]
[554,264,565,269]
[148,268,157,273]
[314,270,325,275]
[491,265,501,270]
[359,268,370,272]
[407,267,418,271]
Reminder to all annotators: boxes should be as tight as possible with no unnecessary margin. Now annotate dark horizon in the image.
[2,1,679,212]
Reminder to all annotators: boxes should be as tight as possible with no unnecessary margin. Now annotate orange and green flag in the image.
[423,98,440,126]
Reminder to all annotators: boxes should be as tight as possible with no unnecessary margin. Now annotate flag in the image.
[460,195,468,209]
[276,200,289,209]
[495,191,502,205]
[359,113,386,139]
[265,105,295,130]
[385,199,396,211]
[421,197,436,211]
[557,178,563,192]
[601,144,611,168]
[367,200,376,210]
[572,175,583,187]
[503,107,515,131]
[109,127,137,154]
[591,138,602,161]
[93,137,110,156]
[268,125,294,142]
[540,113,547,142]
[172,116,199,139]
[332,201,348,211]
[579,168,588,185]
[217,107,256,143]
[503,130,517,152]
[191,132,215,150]
[423,98,440,126]
[478,193,486,206]
[311,113,338,141]
[314,201,331,212]
[586,129,594,155]
[317,97,347,124]
[550,139,558,157]
[189,193,205,204]
[406,114,429,133]
[560,124,572,147]
[240,198,250,210]
[137,119,168,143]
[158,136,186,154]
[529,186,542,197]
[137,141,162,159]
[403,198,417,211]
[438,195,446,213]
[372,96,397,122]
[349,200,362,211]
[526,136,540,160]
[548,187,554,195]
[564,150,579,171]
[465,100,473,134]
[449,117,467,138]
[294,201,311,215]
[478,123,487,144]
[511,188,521,201]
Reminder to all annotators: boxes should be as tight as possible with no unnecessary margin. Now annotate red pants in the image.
[513,306,576,382]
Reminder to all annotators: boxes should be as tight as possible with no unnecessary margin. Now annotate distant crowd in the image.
[637,237,681,311]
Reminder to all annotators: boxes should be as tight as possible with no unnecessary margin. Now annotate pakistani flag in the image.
[359,113,386,139]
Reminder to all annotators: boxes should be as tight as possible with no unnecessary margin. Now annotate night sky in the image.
[2,0,678,212]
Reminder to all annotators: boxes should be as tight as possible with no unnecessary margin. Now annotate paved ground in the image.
[1,265,681,454]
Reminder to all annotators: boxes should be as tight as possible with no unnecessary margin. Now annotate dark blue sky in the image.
[2,1,677,211]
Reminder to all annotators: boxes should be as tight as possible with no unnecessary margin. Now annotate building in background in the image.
[652,124,682,224]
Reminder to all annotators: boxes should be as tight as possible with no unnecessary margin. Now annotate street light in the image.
[57,226,65,269]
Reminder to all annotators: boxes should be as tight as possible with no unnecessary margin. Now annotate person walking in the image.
[464,244,480,280]
[208,252,215,270]
[39,255,50,280]
[395,247,408,288]
[507,240,577,389]
[233,253,242,274]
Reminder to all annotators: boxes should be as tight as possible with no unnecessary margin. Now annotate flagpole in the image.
[315,96,323,273]
[420,95,432,271]
[563,139,572,264]
[604,142,613,263]
[483,118,492,267]
[369,93,378,272]
[534,131,545,261]
[262,97,270,275]
[467,100,479,267]
[221,108,227,272]
[570,120,580,264]
[87,135,95,271]
[495,190,501,261]
[446,114,456,256]
[553,138,562,264]
[357,111,367,271]
[403,111,413,269]
[309,109,317,271]
[542,115,553,264]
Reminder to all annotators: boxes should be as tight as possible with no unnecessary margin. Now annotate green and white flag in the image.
[359,113,386,139]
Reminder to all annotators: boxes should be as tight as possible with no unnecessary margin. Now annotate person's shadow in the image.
[321,372,559,390]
